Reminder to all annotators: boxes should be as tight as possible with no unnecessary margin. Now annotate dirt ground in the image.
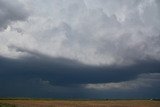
[0,99,160,107]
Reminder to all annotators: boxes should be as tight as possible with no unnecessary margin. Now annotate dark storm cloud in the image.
[0,0,29,30]
[0,0,160,99]
[0,52,160,98]
[1,52,160,85]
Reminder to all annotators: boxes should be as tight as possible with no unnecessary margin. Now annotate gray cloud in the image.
[0,0,160,99]
[85,73,160,90]
[0,0,29,30]
[0,55,160,98]
[0,0,160,66]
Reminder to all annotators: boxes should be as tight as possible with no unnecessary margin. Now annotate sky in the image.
[0,0,160,99]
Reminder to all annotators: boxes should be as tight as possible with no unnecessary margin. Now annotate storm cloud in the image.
[0,0,29,30]
[0,54,160,98]
[0,0,160,66]
[0,0,160,99]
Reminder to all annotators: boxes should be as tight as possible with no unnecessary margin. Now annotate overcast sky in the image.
[0,0,160,99]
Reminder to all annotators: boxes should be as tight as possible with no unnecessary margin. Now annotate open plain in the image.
[0,99,160,107]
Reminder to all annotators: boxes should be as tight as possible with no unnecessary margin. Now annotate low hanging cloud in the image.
[84,73,160,90]
[0,55,160,98]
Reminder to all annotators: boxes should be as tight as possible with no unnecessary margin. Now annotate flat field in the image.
[0,99,160,107]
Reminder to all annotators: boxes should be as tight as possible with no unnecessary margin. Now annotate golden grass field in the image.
[0,99,160,107]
